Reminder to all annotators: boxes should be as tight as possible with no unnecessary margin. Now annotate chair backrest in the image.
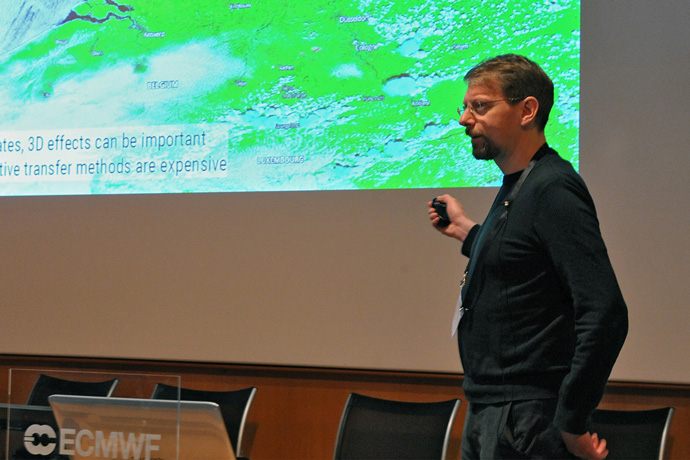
[26,374,119,406]
[333,392,460,460]
[589,407,675,460]
[151,383,256,457]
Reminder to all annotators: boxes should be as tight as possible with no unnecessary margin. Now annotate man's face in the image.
[458,81,523,163]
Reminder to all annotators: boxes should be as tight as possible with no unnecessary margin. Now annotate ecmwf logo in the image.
[24,424,162,460]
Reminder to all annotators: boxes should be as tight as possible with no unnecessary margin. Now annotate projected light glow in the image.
[0,0,580,196]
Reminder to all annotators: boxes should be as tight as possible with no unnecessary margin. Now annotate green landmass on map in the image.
[0,0,579,195]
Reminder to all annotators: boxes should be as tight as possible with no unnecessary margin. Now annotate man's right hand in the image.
[428,194,477,243]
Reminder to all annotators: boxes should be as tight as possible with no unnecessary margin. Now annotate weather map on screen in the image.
[0,0,579,196]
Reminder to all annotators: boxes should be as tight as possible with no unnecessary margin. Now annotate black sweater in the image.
[458,144,628,434]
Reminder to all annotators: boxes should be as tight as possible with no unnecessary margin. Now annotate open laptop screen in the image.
[48,395,236,460]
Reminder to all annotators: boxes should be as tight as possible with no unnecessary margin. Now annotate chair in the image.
[589,407,675,460]
[26,374,119,406]
[151,383,257,458]
[333,392,461,460]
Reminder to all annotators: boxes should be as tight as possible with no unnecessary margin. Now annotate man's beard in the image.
[471,135,503,161]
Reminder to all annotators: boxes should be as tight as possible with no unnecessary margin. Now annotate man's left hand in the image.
[561,430,609,460]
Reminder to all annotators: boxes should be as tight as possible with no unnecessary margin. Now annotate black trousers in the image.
[461,399,578,459]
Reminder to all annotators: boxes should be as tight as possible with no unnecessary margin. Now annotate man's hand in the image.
[427,194,477,242]
[561,431,609,460]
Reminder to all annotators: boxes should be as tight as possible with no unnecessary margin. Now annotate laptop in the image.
[49,394,236,460]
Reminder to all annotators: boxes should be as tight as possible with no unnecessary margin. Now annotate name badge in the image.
[451,270,468,338]
[451,295,464,338]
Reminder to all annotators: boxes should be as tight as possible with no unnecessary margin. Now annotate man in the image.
[429,54,628,459]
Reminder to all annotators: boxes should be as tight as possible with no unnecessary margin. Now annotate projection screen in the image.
[1,0,689,385]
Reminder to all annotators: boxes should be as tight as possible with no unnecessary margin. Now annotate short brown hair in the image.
[464,54,554,131]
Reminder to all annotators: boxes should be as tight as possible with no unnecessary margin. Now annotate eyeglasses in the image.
[458,97,525,117]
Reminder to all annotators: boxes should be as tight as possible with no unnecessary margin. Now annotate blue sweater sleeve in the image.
[534,172,628,434]
[461,224,481,258]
